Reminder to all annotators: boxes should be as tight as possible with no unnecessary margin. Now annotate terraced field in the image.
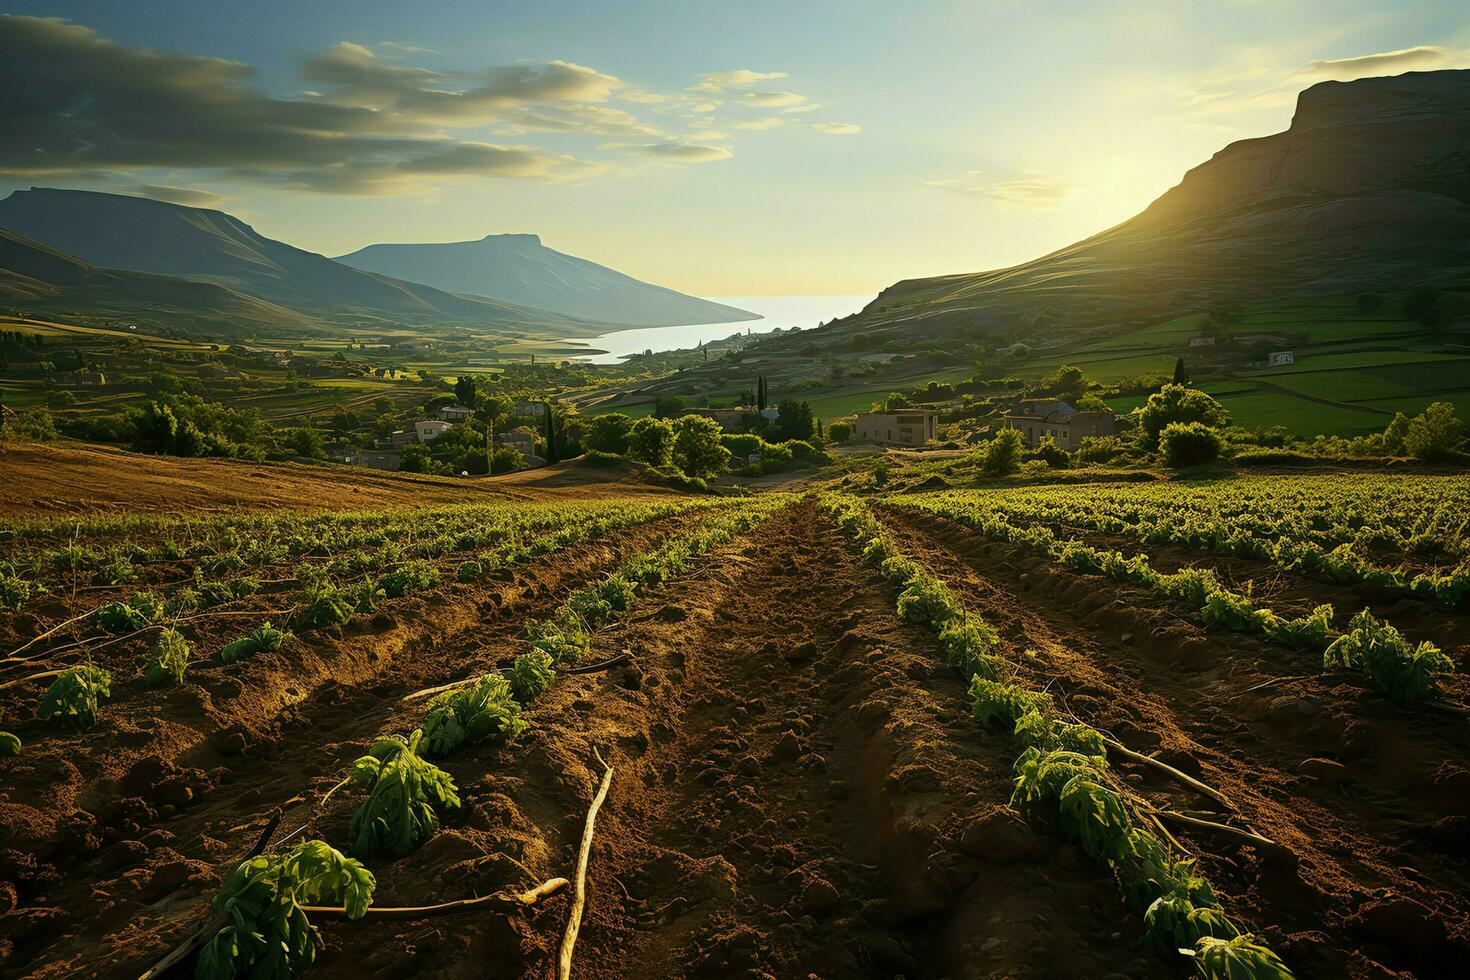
[1,475,1467,978]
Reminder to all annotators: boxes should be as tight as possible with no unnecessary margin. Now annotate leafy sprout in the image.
[144,628,192,686]
[348,730,460,858]
[422,674,528,756]
[195,839,375,980]
[39,665,112,728]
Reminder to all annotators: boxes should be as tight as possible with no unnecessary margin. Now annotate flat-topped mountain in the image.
[335,233,755,328]
[850,69,1470,338]
[0,188,599,331]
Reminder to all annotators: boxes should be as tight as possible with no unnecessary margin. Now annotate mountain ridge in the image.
[847,69,1470,339]
[0,188,606,333]
[0,226,319,332]
[334,234,756,328]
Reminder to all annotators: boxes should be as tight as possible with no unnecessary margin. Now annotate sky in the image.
[1,1,1468,297]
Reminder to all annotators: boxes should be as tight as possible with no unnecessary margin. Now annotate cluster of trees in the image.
[970,380,1468,478]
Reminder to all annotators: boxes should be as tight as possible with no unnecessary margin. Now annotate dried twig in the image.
[1154,810,1276,849]
[563,651,630,675]
[303,877,568,920]
[1103,737,1235,811]
[558,748,614,980]
[137,812,281,980]
[402,675,479,702]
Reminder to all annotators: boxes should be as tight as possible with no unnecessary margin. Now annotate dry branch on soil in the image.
[559,748,615,980]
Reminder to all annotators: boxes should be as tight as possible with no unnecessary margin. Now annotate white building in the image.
[1268,351,1295,367]
[414,419,453,442]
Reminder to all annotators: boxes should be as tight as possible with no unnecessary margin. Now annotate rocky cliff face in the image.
[856,69,1470,336]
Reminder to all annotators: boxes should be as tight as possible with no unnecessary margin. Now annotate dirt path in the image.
[877,504,1470,978]
[308,501,1156,979]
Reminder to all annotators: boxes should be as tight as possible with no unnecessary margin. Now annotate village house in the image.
[496,429,538,461]
[439,404,474,422]
[1002,399,1116,450]
[414,419,453,442]
[851,408,938,447]
[1268,350,1296,367]
[688,407,753,432]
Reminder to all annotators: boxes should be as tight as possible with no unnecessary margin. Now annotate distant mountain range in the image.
[0,188,606,334]
[0,188,747,337]
[844,69,1470,340]
[335,234,754,328]
[0,226,316,331]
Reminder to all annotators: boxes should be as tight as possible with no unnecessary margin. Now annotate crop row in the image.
[888,496,1456,708]
[181,498,782,977]
[1,497,735,754]
[927,484,1470,610]
[823,494,1291,979]
[1,498,710,602]
[950,473,1468,557]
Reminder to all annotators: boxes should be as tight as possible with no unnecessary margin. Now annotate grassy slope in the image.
[1082,296,1470,436]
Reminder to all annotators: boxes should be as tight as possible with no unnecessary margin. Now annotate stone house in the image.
[851,409,938,446]
[1002,400,1116,450]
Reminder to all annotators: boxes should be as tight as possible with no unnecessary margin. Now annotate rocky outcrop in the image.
[855,69,1470,337]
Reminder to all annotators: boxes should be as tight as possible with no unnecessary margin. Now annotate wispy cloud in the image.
[811,121,861,135]
[1293,45,1460,82]
[925,170,1079,208]
[611,141,734,163]
[132,184,232,207]
[1174,44,1470,120]
[691,69,788,92]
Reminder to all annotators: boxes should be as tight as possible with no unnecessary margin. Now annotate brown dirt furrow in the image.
[0,512,707,978]
[307,500,1158,979]
[877,504,1470,979]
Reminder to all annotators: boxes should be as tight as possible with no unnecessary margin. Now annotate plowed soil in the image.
[0,443,676,520]
[4,495,1467,979]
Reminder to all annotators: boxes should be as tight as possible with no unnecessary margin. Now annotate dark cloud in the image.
[0,15,604,192]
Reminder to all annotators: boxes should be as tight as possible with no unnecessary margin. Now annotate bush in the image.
[1403,401,1464,462]
[1160,422,1222,468]
[1136,384,1229,447]
[628,416,674,467]
[583,413,634,455]
[827,421,852,443]
[977,428,1024,476]
[1075,435,1127,464]
[720,433,763,458]
[143,628,191,685]
[1026,436,1070,469]
[671,415,731,479]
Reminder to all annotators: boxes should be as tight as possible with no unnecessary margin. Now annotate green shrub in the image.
[828,421,852,443]
[1161,422,1222,468]
[1183,934,1293,979]
[978,428,1024,476]
[1323,609,1452,704]
[509,650,556,703]
[40,665,112,728]
[0,731,20,756]
[1137,384,1230,447]
[1075,435,1127,465]
[628,416,674,467]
